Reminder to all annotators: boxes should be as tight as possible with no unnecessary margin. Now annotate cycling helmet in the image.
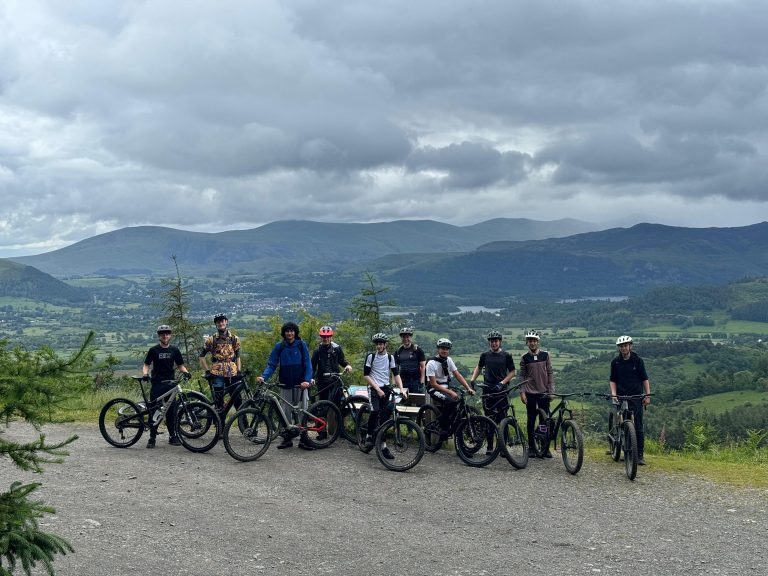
[436,338,452,349]
[487,330,503,341]
[372,333,389,343]
[524,330,540,340]
[616,335,633,345]
[319,325,334,337]
[213,313,228,322]
[156,324,172,334]
[399,326,414,336]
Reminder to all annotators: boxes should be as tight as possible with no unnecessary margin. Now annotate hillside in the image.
[378,222,768,299]
[0,260,89,303]
[11,218,599,277]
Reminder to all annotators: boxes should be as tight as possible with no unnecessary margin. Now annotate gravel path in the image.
[5,423,767,576]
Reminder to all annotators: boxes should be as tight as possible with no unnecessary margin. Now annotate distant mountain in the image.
[375,222,768,299]
[11,218,599,277]
[0,260,89,303]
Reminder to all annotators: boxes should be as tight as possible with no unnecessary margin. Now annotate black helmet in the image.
[281,322,300,339]
[487,330,503,341]
[156,324,172,334]
[213,313,228,323]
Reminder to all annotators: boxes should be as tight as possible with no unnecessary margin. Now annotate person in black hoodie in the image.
[610,335,651,465]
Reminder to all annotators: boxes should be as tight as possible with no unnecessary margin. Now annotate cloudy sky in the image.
[1,0,767,257]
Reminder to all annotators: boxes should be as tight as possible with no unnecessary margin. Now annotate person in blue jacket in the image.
[258,321,313,450]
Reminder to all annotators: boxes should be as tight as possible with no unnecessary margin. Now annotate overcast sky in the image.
[1,0,767,257]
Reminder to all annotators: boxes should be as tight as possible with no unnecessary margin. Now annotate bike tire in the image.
[355,403,374,453]
[622,420,638,481]
[175,401,221,453]
[416,404,443,452]
[532,408,550,458]
[340,395,371,443]
[608,411,621,461]
[253,398,282,441]
[181,390,210,404]
[455,415,499,467]
[223,407,272,462]
[497,416,528,469]
[560,419,584,475]
[375,419,425,472]
[99,398,145,448]
[302,400,341,449]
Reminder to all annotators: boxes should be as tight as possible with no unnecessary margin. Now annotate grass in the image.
[680,390,768,416]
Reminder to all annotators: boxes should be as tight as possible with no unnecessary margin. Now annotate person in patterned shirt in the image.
[199,313,242,410]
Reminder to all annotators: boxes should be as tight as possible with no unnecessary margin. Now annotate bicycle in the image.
[99,376,221,453]
[530,392,585,475]
[355,389,425,472]
[476,381,528,470]
[223,381,341,462]
[203,370,257,436]
[311,372,371,443]
[416,385,498,467]
[599,393,650,481]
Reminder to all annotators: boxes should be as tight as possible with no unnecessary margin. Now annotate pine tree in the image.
[348,272,400,337]
[157,256,202,365]
[0,332,95,576]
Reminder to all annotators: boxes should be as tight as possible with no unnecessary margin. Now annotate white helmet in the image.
[524,330,540,340]
[616,335,633,345]
[436,338,453,349]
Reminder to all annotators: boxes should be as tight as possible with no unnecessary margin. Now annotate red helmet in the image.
[319,325,334,337]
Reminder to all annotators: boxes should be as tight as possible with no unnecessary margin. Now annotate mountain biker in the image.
[311,325,352,406]
[394,326,426,393]
[469,330,516,453]
[258,322,313,450]
[426,338,475,437]
[363,333,406,459]
[519,330,555,458]
[142,325,192,448]
[610,335,651,465]
[199,313,242,411]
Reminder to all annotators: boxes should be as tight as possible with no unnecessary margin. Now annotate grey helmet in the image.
[156,324,172,334]
[399,326,414,336]
[371,333,389,343]
[436,338,452,349]
[487,330,503,341]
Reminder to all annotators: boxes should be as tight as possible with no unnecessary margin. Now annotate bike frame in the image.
[205,372,253,418]
[262,384,328,435]
[134,377,189,430]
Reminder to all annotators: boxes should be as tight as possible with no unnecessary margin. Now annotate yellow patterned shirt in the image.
[201,331,241,377]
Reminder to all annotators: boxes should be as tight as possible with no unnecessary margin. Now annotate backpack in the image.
[431,355,452,383]
[365,352,393,370]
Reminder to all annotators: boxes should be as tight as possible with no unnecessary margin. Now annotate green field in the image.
[679,390,768,416]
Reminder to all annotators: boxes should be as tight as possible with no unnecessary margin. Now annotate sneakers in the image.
[169,436,181,446]
[298,442,315,451]
[364,435,375,449]
[543,450,553,459]
[146,437,156,449]
[638,456,646,466]
[528,447,537,457]
[277,438,294,449]
[380,447,395,460]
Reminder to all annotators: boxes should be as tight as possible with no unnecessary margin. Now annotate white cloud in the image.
[0,0,767,256]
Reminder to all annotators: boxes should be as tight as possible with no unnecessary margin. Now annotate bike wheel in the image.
[455,415,498,467]
[355,403,374,453]
[532,408,550,458]
[608,411,621,461]
[175,401,221,453]
[375,419,425,472]
[302,400,341,449]
[622,420,638,480]
[416,404,443,452]
[340,395,371,443]
[223,407,272,462]
[560,419,584,475]
[99,398,145,448]
[497,416,528,469]
[181,390,210,404]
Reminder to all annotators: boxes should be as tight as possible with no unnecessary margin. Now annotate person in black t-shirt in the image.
[142,325,191,449]
[394,326,426,393]
[470,330,516,453]
[610,335,651,465]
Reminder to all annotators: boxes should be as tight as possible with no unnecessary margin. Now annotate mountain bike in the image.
[416,385,498,467]
[223,382,341,462]
[203,370,257,437]
[355,389,425,472]
[311,372,371,443]
[599,393,650,481]
[531,392,585,475]
[99,376,221,453]
[477,381,528,470]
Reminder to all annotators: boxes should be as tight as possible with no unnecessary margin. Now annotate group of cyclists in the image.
[143,313,651,465]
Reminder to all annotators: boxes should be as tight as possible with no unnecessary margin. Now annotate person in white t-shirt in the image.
[426,338,475,435]
[363,333,406,458]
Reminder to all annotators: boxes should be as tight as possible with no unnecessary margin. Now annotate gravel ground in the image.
[4,422,767,576]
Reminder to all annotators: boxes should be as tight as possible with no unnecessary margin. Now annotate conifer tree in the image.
[157,256,202,364]
[0,332,95,576]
